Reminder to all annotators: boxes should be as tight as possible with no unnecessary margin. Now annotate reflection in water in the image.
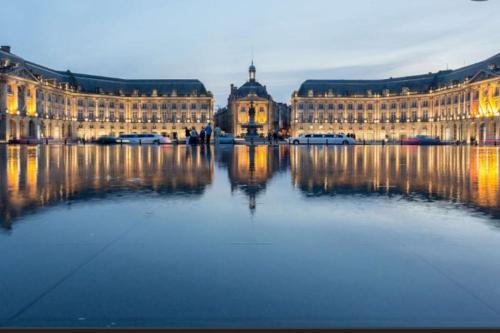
[290,145,500,218]
[1,144,500,227]
[0,145,213,228]
[216,145,287,213]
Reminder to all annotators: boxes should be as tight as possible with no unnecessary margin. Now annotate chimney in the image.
[1,46,11,53]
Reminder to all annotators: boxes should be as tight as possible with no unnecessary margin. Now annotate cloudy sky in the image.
[2,0,499,105]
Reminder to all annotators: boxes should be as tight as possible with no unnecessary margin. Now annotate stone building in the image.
[0,46,214,142]
[216,62,275,137]
[291,54,500,143]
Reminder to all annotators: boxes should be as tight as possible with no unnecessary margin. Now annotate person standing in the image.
[199,127,206,144]
[190,127,198,144]
[205,123,212,145]
[185,127,190,145]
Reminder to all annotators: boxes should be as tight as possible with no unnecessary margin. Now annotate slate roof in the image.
[297,53,500,97]
[234,80,270,99]
[0,49,210,97]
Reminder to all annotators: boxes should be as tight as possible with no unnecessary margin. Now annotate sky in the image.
[1,0,499,106]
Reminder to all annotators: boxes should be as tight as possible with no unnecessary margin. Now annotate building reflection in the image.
[216,145,286,213]
[290,145,500,218]
[0,145,213,229]
[2,144,500,227]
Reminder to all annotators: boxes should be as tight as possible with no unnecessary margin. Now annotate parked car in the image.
[94,135,118,144]
[401,135,441,145]
[287,133,356,145]
[117,133,171,144]
[216,133,235,144]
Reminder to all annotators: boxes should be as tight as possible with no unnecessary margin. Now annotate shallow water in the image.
[1,144,500,327]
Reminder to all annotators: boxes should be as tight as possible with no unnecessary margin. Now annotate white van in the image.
[287,133,356,145]
[117,133,171,144]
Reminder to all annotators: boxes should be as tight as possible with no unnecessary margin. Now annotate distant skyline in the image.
[2,0,499,105]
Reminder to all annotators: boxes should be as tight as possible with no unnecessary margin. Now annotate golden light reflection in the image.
[0,145,214,227]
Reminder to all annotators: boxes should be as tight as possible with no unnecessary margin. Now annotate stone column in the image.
[0,80,8,141]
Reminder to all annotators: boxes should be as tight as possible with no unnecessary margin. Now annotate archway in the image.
[28,120,36,137]
[9,119,17,139]
[479,123,486,143]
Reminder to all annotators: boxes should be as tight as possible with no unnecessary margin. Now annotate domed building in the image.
[215,61,276,137]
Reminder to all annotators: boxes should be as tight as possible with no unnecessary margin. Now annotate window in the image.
[422,110,429,122]
[181,112,187,122]
[307,111,313,123]
[380,112,387,122]
[357,112,363,123]
[367,104,373,110]
[119,111,125,122]
[308,103,314,110]
[411,111,417,122]
[400,111,407,122]
[191,103,197,109]
[152,103,158,110]
[142,112,148,122]
[109,102,115,109]
[172,112,177,122]
[99,109,104,120]
[400,102,407,109]
[390,103,397,109]
[347,103,353,110]
[390,111,396,123]
[348,112,354,123]
[318,112,324,122]
[142,103,148,110]
[77,99,84,107]
[172,104,177,110]
[109,111,115,121]
[318,104,324,110]
[132,103,138,110]
[298,103,304,110]
[181,104,187,110]
[162,111,168,122]
[201,112,207,123]
[99,101,105,108]
[77,110,84,121]
[381,104,387,110]
[328,103,334,110]
[201,104,209,110]
[357,104,363,111]
[422,101,429,108]
[337,104,344,110]
[411,101,417,108]
[191,112,196,122]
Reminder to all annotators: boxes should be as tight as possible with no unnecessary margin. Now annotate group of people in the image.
[346,133,356,139]
[267,131,280,144]
[185,123,213,145]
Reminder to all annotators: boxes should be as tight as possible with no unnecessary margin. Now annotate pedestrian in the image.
[199,127,206,144]
[190,127,198,144]
[272,131,278,145]
[267,132,272,144]
[205,123,212,145]
[185,127,190,145]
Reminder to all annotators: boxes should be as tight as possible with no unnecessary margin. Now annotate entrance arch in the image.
[28,120,37,137]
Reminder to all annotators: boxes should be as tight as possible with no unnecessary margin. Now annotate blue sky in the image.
[2,0,499,105]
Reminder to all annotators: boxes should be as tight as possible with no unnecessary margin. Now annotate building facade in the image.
[215,62,275,137]
[0,46,214,142]
[291,54,500,143]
